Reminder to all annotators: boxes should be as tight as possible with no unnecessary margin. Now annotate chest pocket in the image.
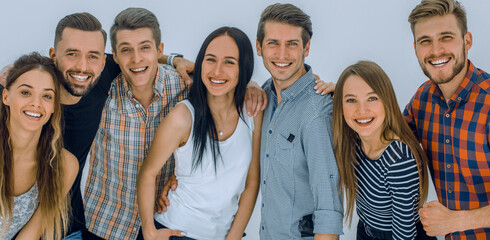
[275,133,296,167]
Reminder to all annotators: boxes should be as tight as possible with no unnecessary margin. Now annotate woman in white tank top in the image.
[137,27,262,240]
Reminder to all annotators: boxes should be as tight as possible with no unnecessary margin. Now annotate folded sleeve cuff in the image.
[313,209,344,235]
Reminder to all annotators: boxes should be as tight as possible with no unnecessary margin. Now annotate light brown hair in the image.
[332,61,429,224]
[408,0,467,37]
[0,52,68,239]
[110,8,161,52]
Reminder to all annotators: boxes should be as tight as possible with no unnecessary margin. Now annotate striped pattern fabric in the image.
[355,141,420,240]
[403,61,490,239]
[84,65,187,240]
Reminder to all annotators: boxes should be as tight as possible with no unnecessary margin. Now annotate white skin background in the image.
[1,0,489,239]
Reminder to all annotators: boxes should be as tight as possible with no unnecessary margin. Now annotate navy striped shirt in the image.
[355,140,420,240]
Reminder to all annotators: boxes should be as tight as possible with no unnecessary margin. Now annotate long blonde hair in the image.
[0,52,69,239]
[332,61,429,225]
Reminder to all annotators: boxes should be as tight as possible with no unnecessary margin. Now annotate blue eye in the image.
[345,98,356,103]
[368,96,378,101]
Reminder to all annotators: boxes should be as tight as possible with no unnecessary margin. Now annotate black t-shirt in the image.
[63,54,120,234]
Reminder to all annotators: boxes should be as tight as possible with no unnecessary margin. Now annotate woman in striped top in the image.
[332,61,434,240]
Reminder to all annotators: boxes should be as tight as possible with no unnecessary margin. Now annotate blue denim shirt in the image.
[260,65,343,239]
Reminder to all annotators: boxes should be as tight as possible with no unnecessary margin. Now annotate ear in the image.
[2,89,9,106]
[256,39,262,57]
[303,40,311,57]
[112,49,119,64]
[158,42,164,56]
[49,47,56,62]
[464,32,473,51]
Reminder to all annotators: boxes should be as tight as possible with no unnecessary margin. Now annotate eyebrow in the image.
[416,31,456,42]
[343,92,376,98]
[118,40,153,47]
[65,48,102,55]
[205,53,238,61]
[18,84,55,92]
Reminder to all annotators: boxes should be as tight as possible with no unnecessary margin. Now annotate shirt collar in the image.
[270,64,314,102]
[432,60,476,104]
[120,67,162,99]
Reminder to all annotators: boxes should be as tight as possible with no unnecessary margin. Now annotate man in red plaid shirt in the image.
[404,0,490,239]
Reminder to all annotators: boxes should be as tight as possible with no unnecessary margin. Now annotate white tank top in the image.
[154,100,254,240]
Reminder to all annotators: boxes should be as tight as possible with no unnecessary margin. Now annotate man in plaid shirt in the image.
[404,0,490,239]
[82,8,188,239]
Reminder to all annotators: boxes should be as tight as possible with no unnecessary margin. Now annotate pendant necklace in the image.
[218,107,233,136]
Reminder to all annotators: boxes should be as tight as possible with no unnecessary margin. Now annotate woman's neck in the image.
[9,123,41,162]
[359,133,392,160]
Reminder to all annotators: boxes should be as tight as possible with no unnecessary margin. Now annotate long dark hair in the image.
[332,61,429,225]
[188,27,253,170]
[0,52,68,239]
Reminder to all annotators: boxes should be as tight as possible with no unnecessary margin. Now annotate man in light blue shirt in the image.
[256,3,343,239]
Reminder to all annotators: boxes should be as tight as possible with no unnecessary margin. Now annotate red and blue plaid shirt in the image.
[404,61,490,239]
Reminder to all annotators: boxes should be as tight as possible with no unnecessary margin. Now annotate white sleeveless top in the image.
[154,100,254,240]
[0,183,38,240]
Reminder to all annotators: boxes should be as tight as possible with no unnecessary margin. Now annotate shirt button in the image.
[266,154,269,158]
[262,226,265,230]
[445,139,450,143]
[269,129,272,134]
[448,188,453,194]
[447,164,451,168]
[263,180,266,185]
[330,175,334,178]
[262,203,264,207]
[445,113,450,118]
[457,97,462,101]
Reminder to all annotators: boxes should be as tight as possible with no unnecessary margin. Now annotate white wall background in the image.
[1,1,488,239]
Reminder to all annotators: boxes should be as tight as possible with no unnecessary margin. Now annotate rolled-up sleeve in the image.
[304,114,344,235]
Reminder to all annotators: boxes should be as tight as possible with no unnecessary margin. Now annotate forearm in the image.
[137,170,159,235]
[15,208,43,239]
[458,204,490,231]
[226,181,259,240]
[314,233,338,240]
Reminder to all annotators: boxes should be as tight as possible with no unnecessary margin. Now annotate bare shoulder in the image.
[164,102,193,130]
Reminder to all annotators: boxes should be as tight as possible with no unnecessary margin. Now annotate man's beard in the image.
[420,46,466,85]
[60,73,99,97]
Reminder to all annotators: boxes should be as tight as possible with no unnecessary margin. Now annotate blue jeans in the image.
[154,221,197,240]
[63,230,83,240]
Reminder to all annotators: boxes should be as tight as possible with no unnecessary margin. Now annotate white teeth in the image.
[356,118,372,124]
[130,67,147,73]
[430,59,449,66]
[24,111,41,118]
[211,79,225,84]
[70,74,89,81]
[274,62,290,67]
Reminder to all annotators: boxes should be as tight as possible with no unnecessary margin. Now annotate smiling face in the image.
[413,14,472,85]
[342,75,385,142]
[113,27,162,92]
[256,21,310,90]
[50,27,106,97]
[201,35,240,98]
[2,69,56,133]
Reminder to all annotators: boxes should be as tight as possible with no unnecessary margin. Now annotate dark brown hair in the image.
[257,3,312,47]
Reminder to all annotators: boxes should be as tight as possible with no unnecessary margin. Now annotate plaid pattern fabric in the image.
[403,61,490,239]
[84,65,187,240]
